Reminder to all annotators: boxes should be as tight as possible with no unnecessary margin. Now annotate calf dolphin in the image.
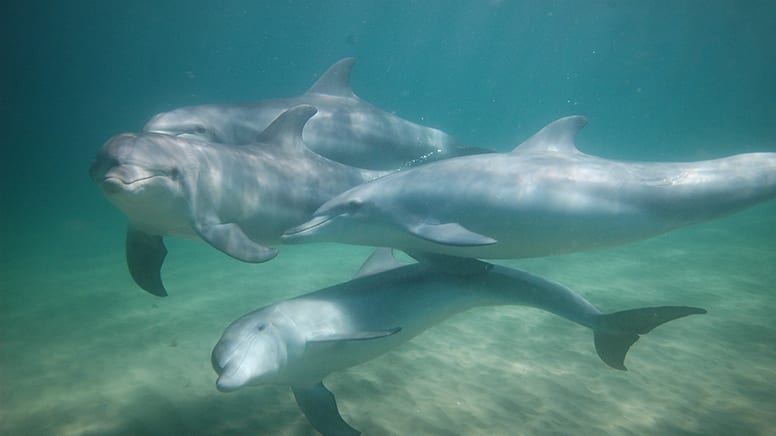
[144,57,488,170]
[212,250,705,435]
[283,116,776,259]
[89,106,385,296]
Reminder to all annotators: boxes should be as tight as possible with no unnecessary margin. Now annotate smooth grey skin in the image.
[89,105,385,296]
[212,250,705,435]
[144,57,489,170]
[283,116,776,258]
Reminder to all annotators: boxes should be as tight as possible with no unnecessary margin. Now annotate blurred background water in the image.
[2,1,775,434]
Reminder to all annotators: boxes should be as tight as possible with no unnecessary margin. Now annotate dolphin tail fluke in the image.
[593,306,706,370]
[292,382,361,436]
[126,225,168,297]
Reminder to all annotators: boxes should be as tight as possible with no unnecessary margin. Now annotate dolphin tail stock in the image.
[126,225,168,297]
[592,306,707,370]
[292,382,361,436]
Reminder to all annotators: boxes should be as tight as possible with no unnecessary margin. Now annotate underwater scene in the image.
[2,1,776,435]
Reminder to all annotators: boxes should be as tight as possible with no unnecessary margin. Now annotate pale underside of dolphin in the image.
[211,250,706,435]
[90,106,385,296]
[283,116,776,259]
[144,57,490,170]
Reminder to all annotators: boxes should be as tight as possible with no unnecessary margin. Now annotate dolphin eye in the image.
[347,200,362,212]
[257,323,267,332]
[193,126,208,135]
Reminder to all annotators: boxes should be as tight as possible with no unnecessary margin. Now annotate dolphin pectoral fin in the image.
[309,327,402,343]
[126,225,168,297]
[194,222,278,263]
[593,306,707,370]
[405,221,498,246]
[292,382,360,436]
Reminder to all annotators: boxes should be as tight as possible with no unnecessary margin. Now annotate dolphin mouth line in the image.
[282,214,335,237]
[102,174,160,187]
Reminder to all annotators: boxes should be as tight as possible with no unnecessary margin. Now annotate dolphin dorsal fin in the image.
[512,115,588,154]
[255,105,317,151]
[354,248,408,278]
[305,57,356,98]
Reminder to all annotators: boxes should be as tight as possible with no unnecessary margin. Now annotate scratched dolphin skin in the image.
[90,106,384,296]
[212,250,705,435]
[144,58,488,170]
[283,116,776,258]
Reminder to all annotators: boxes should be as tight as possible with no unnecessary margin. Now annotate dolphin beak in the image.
[215,376,241,393]
[282,215,333,241]
[95,166,162,195]
[89,155,120,183]
[212,354,239,393]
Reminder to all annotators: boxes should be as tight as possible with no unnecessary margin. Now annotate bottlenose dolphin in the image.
[144,57,488,170]
[89,106,385,296]
[212,250,705,435]
[283,116,776,258]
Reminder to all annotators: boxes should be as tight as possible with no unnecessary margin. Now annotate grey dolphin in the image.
[283,116,776,258]
[144,57,489,170]
[90,105,385,296]
[212,250,705,435]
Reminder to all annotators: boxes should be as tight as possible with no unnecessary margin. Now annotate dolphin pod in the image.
[144,57,490,170]
[212,250,706,435]
[283,116,776,259]
[90,106,385,296]
[86,58,767,435]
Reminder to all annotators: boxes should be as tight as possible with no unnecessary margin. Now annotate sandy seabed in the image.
[1,204,775,435]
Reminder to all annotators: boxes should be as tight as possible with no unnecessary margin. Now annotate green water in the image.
[2,1,775,435]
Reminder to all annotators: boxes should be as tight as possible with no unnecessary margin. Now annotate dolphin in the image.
[283,116,776,259]
[143,57,489,170]
[212,249,705,435]
[89,105,385,296]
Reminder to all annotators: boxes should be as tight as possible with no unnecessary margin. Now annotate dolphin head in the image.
[282,184,395,246]
[144,106,227,143]
[89,132,194,231]
[211,306,296,392]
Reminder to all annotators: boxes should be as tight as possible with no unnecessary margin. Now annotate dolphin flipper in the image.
[126,225,168,297]
[594,306,707,370]
[405,221,498,246]
[194,222,278,263]
[292,382,360,436]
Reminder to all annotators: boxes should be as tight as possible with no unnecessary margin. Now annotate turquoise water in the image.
[2,1,775,435]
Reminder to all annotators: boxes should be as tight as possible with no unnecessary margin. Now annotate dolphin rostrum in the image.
[283,116,776,258]
[144,57,489,170]
[90,105,385,296]
[212,250,705,435]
